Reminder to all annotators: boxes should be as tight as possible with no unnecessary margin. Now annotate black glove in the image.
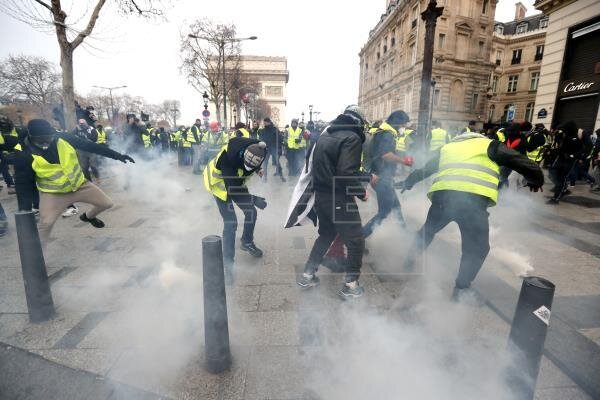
[119,154,135,164]
[525,182,543,192]
[394,180,412,193]
[294,138,302,144]
[253,196,267,210]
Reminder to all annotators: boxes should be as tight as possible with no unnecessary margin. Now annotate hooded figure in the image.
[547,120,583,203]
[295,105,373,299]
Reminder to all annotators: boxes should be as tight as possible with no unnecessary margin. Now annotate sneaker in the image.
[62,206,79,217]
[338,281,365,299]
[297,273,320,289]
[79,212,105,228]
[240,242,263,257]
[546,198,559,205]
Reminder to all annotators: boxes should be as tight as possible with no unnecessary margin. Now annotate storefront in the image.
[552,17,600,132]
[532,0,600,132]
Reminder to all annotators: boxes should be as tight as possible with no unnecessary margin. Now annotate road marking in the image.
[52,312,109,349]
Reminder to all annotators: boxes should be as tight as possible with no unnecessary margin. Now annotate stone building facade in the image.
[234,56,289,128]
[532,0,600,133]
[359,0,498,132]
[488,5,548,124]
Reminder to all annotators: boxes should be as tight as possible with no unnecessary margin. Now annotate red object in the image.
[209,121,220,132]
[402,156,414,166]
[325,235,345,258]
[506,138,521,149]
[302,130,310,140]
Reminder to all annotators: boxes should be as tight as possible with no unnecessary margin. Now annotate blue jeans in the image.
[0,201,6,220]
[362,180,405,238]
[215,194,257,265]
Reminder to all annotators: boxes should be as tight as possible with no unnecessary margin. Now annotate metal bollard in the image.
[202,235,231,373]
[14,211,55,323]
[507,276,555,400]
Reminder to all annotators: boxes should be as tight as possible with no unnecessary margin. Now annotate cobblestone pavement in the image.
[0,156,599,400]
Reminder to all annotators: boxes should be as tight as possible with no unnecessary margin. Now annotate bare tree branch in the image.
[31,0,51,12]
[70,0,107,49]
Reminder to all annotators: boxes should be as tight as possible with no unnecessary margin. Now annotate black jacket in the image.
[259,124,278,148]
[311,114,369,198]
[215,137,260,198]
[13,133,123,210]
[404,134,544,202]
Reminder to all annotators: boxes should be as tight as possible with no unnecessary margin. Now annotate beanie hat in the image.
[27,119,57,137]
[343,104,367,127]
[243,141,267,170]
[386,110,410,127]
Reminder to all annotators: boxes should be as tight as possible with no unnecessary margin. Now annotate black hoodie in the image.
[215,137,260,197]
[311,114,368,198]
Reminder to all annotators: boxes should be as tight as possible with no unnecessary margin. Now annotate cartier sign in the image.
[559,76,600,98]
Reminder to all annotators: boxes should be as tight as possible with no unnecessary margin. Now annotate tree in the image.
[0,55,60,118]
[180,18,242,124]
[0,0,165,129]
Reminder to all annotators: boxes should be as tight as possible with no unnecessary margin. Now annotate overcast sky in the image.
[0,0,539,125]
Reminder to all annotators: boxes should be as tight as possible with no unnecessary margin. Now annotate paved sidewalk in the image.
[0,159,599,399]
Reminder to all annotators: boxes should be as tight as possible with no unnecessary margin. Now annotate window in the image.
[525,102,535,122]
[433,89,441,106]
[516,23,527,34]
[456,33,469,60]
[492,76,499,92]
[365,62,368,70]
[488,105,495,121]
[377,52,380,60]
[495,50,502,65]
[382,63,387,81]
[482,0,489,15]
[535,45,544,61]
[438,33,446,49]
[530,72,540,91]
[470,93,479,112]
[411,5,418,28]
[478,41,484,55]
[503,104,513,121]
[507,75,519,93]
[495,25,504,34]
[410,43,417,65]
[449,80,464,111]
[383,37,388,53]
[511,49,522,65]
[540,18,548,29]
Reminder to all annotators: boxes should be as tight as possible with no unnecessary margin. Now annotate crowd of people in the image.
[1,106,599,300]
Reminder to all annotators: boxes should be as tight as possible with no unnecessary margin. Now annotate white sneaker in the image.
[62,206,79,217]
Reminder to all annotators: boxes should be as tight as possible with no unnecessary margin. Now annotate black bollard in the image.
[202,235,231,373]
[14,211,55,323]
[507,276,555,400]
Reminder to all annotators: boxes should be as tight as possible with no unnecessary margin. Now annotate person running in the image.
[13,119,135,242]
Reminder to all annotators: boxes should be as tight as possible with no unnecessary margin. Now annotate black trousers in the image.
[549,158,576,200]
[215,194,257,266]
[287,148,305,176]
[362,179,405,238]
[305,191,365,283]
[405,192,490,289]
[0,156,14,186]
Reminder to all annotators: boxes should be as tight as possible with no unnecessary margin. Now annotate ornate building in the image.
[233,56,289,127]
[488,3,548,124]
[359,0,498,132]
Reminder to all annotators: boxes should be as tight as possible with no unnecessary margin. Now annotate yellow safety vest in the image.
[430,128,448,151]
[526,134,544,162]
[206,132,227,149]
[229,128,250,139]
[396,127,413,152]
[287,127,306,149]
[428,136,500,205]
[0,134,4,145]
[203,148,247,202]
[142,132,152,148]
[9,128,18,137]
[496,129,506,143]
[96,128,107,144]
[31,138,86,193]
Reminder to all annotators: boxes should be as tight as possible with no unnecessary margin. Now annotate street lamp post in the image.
[301,112,305,123]
[188,34,257,128]
[233,106,237,126]
[171,104,180,128]
[93,85,127,126]
[417,0,443,151]
[309,105,313,122]
[203,91,209,110]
